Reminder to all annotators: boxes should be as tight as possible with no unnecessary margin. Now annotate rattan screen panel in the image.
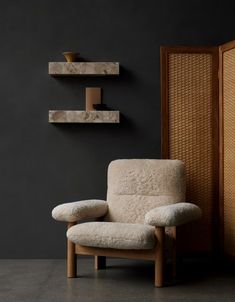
[167,53,216,252]
[223,48,235,257]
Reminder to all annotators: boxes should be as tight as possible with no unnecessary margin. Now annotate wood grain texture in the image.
[155,227,165,287]
[75,228,168,287]
[85,87,101,111]
[67,222,77,278]
[75,244,156,260]
[172,226,177,277]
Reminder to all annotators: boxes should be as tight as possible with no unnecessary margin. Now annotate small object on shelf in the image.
[86,87,101,111]
[93,104,109,111]
[49,110,120,123]
[62,52,80,63]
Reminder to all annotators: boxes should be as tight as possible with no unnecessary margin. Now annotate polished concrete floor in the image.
[0,257,235,302]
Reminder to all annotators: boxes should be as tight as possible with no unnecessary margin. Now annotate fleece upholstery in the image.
[67,222,156,250]
[52,159,201,250]
[105,159,186,223]
[145,203,202,227]
[51,199,108,222]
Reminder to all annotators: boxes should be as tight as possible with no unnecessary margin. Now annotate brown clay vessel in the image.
[62,52,80,63]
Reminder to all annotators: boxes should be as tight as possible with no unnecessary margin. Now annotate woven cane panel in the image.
[223,48,235,256]
[168,53,214,251]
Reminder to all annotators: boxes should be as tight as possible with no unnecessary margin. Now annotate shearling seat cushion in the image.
[145,203,202,227]
[52,200,108,222]
[67,222,156,250]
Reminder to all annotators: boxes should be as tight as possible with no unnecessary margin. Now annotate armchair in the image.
[52,159,202,287]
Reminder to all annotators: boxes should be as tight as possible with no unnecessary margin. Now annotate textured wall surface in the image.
[0,0,234,258]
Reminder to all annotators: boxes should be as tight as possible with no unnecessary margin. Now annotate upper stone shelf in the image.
[48,62,119,76]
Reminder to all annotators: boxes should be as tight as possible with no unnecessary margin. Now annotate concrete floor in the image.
[0,257,235,302]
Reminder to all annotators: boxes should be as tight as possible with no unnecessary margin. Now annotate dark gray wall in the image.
[0,0,234,258]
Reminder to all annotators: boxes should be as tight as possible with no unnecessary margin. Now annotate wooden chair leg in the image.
[172,227,177,278]
[155,227,165,287]
[94,256,106,270]
[67,222,77,278]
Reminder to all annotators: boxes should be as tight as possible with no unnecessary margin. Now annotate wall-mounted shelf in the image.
[49,110,120,123]
[48,62,119,76]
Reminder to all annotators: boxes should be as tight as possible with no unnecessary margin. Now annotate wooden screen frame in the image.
[160,46,220,253]
[219,40,235,257]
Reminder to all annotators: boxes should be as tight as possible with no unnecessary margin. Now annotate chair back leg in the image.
[155,227,165,287]
[94,256,106,270]
[172,226,177,278]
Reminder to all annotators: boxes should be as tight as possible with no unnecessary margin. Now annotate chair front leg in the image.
[155,227,165,287]
[67,222,77,278]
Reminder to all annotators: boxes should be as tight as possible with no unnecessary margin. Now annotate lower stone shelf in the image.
[49,110,120,123]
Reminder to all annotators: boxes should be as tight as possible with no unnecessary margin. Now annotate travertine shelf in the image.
[49,110,120,123]
[48,62,119,76]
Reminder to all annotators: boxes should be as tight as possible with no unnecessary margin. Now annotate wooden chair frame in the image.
[67,222,176,287]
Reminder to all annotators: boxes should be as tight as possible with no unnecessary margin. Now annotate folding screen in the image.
[219,41,235,258]
[161,46,219,252]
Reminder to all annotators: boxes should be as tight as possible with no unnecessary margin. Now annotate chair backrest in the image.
[105,159,186,224]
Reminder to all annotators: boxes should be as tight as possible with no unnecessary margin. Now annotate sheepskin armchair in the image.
[52,159,202,287]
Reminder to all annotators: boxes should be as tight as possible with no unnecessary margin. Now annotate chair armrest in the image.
[145,203,202,227]
[52,199,108,222]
